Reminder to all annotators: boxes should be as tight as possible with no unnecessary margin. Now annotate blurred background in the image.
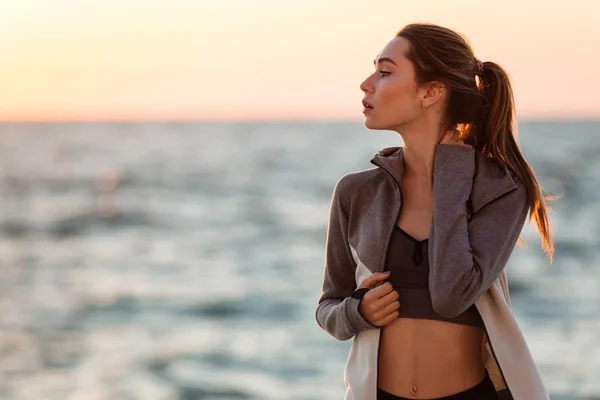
[0,1,598,399]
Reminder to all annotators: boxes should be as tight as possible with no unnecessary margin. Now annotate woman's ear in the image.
[421,82,446,108]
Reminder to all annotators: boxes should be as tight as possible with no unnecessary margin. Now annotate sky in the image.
[0,0,598,121]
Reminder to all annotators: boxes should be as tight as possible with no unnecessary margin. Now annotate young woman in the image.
[315,23,556,400]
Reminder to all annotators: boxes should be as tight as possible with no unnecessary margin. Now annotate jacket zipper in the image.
[370,159,403,396]
[370,158,514,399]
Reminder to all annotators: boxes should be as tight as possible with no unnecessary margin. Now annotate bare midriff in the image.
[377,318,487,399]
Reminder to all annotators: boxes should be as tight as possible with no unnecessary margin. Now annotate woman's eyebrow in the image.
[373,57,397,66]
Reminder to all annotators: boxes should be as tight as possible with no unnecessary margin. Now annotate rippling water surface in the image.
[0,121,598,400]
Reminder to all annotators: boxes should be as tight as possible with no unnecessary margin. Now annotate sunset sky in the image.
[0,0,598,121]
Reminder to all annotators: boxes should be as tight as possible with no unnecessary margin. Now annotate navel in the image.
[411,384,419,395]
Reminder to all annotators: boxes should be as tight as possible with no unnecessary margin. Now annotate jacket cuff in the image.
[433,144,475,180]
[351,287,370,300]
[346,296,378,332]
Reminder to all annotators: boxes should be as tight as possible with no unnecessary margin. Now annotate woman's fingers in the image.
[357,273,402,327]
[357,272,391,289]
[372,292,400,322]
[369,281,395,299]
[379,287,400,305]
[375,308,400,327]
[361,286,400,327]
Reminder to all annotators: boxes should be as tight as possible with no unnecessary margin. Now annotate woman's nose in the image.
[360,76,372,94]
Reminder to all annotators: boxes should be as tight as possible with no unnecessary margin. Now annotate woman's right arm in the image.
[315,174,378,341]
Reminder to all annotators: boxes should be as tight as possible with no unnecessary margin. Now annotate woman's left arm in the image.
[429,143,530,318]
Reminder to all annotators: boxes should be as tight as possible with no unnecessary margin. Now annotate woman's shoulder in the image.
[474,151,517,180]
[333,167,386,202]
[472,151,526,213]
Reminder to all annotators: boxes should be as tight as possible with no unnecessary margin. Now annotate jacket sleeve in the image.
[429,144,530,319]
[315,174,378,341]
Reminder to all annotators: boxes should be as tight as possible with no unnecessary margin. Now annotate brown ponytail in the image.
[398,23,558,262]
[475,62,558,262]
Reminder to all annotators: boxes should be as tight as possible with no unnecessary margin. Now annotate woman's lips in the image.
[362,99,374,113]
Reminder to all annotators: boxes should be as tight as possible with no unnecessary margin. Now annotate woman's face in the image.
[360,36,424,130]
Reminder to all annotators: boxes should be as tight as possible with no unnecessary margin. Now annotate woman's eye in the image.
[378,70,390,77]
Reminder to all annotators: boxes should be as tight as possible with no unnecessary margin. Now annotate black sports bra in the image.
[385,225,484,329]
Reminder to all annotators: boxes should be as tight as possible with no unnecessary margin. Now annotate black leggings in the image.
[377,370,499,400]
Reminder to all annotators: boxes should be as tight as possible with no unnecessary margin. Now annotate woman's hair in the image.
[397,22,557,262]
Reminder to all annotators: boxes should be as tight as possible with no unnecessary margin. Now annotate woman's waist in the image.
[378,319,486,396]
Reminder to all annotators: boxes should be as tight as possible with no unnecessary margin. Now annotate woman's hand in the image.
[439,128,472,147]
[357,272,400,327]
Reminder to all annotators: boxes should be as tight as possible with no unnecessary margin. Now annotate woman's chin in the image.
[363,116,382,130]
